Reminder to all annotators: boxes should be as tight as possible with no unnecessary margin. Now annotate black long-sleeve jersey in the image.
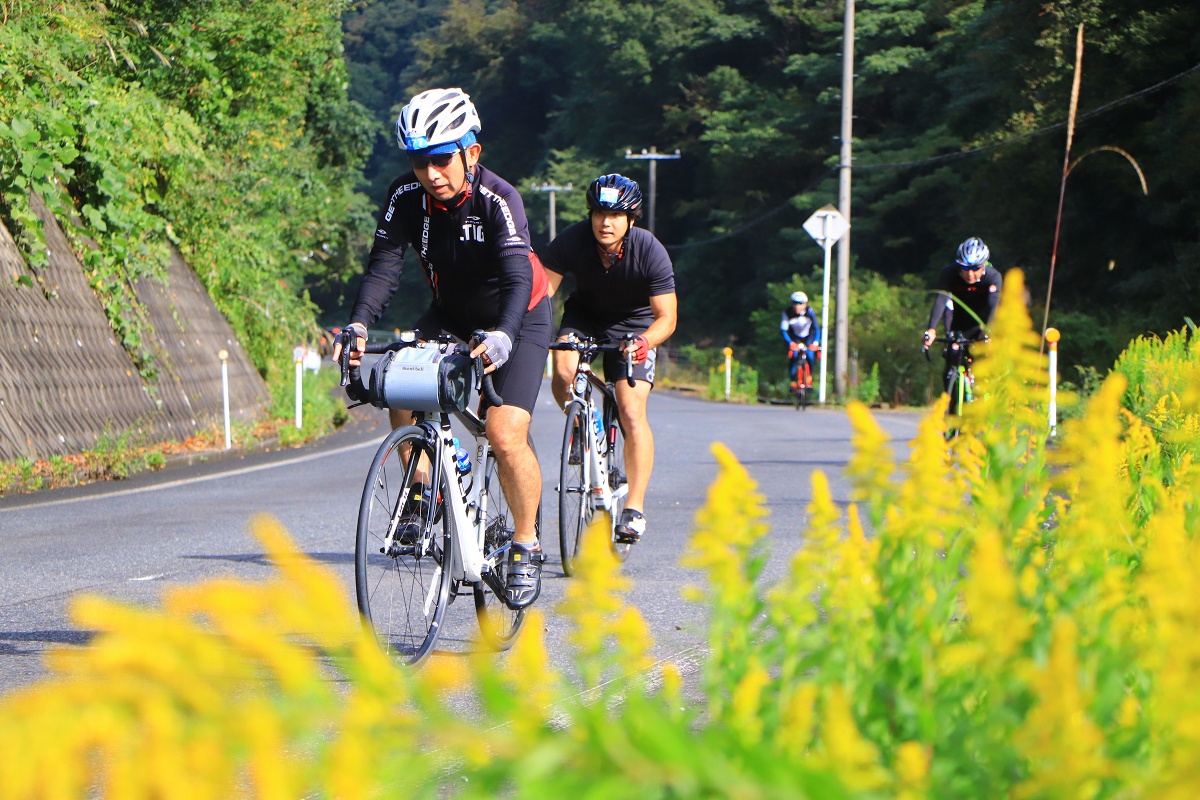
[926,263,1003,337]
[350,165,547,341]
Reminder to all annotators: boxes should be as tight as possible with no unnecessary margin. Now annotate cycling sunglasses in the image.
[409,151,459,170]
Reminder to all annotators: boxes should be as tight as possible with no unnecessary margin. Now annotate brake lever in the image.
[623,333,636,388]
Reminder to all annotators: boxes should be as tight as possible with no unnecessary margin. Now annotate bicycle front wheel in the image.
[604,399,630,563]
[356,426,455,667]
[473,442,534,650]
[558,401,590,576]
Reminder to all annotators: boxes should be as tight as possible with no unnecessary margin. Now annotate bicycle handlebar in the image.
[335,328,502,408]
[548,335,636,387]
[922,330,986,361]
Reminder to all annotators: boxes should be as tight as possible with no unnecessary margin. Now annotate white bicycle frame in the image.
[571,366,629,524]
[392,408,505,589]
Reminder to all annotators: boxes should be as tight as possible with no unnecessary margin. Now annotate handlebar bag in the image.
[369,344,472,413]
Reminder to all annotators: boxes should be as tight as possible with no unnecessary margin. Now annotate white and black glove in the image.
[477,330,513,369]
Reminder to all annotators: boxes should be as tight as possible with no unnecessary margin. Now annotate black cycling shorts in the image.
[413,297,552,414]
[557,305,658,387]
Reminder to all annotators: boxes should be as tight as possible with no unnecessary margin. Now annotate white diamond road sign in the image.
[803,204,849,246]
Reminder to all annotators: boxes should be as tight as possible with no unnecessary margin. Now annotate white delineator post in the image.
[1045,327,1060,436]
[219,349,232,450]
[294,346,304,430]
[723,346,733,401]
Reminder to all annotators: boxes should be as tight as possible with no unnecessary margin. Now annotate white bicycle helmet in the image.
[790,291,808,304]
[955,237,990,268]
[396,88,482,153]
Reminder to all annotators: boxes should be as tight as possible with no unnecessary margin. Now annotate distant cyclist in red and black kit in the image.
[336,88,552,608]
[922,236,1003,391]
[543,174,677,546]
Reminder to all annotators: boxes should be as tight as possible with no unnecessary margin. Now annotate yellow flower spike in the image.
[421,653,473,696]
[683,442,769,609]
[1015,617,1111,798]
[559,516,630,662]
[499,608,559,737]
[968,269,1048,440]
[789,469,842,589]
[612,606,654,673]
[896,394,955,549]
[730,661,771,746]
[240,697,296,799]
[845,400,896,510]
[819,685,888,791]
[962,531,1030,668]
[893,741,931,800]
[251,514,363,649]
[777,683,818,760]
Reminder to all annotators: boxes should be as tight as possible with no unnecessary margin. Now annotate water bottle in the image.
[592,409,606,453]
[452,437,472,486]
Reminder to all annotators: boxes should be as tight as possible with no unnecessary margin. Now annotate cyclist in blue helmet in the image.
[336,88,552,609]
[542,173,677,546]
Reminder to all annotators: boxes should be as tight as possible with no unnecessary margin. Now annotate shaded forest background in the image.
[3,0,1198,407]
[332,0,1200,401]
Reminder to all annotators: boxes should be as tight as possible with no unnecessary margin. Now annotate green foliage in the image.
[269,361,349,447]
[852,362,881,405]
[704,354,758,403]
[0,1,374,388]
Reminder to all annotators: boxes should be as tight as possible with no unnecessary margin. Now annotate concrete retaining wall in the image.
[0,197,269,461]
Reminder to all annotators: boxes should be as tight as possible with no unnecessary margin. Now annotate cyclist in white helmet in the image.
[781,290,820,389]
[335,88,552,609]
[922,236,1003,392]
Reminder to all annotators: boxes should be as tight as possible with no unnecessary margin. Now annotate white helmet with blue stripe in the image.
[396,88,482,154]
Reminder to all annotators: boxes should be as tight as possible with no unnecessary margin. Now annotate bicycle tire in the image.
[473,439,535,650]
[604,397,631,562]
[356,426,455,667]
[557,401,590,577]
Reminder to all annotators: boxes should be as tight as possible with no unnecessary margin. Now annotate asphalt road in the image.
[0,379,923,694]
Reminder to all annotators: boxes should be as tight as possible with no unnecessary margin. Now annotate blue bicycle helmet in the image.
[586,174,644,219]
[955,237,990,268]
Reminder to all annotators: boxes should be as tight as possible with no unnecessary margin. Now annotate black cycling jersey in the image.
[350,164,547,342]
[541,221,675,331]
[926,263,1003,338]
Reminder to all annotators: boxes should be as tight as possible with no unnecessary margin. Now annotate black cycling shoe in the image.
[504,540,545,609]
[614,508,646,544]
[394,484,433,547]
[568,433,582,466]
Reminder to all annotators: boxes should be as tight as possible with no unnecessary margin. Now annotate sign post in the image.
[802,205,850,404]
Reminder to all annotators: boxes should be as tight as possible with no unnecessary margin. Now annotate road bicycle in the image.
[788,344,821,410]
[924,330,980,419]
[549,335,634,576]
[336,329,536,666]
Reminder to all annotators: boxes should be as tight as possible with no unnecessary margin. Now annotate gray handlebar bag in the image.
[368,345,473,413]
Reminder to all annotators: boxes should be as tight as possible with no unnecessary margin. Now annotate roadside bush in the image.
[2,270,1199,797]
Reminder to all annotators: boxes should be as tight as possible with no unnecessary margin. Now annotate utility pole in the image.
[529,182,573,242]
[835,0,855,400]
[624,147,681,235]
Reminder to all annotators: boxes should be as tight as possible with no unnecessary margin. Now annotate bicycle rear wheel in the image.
[356,426,455,667]
[604,398,630,562]
[558,401,590,577]
[473,442,535,650]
